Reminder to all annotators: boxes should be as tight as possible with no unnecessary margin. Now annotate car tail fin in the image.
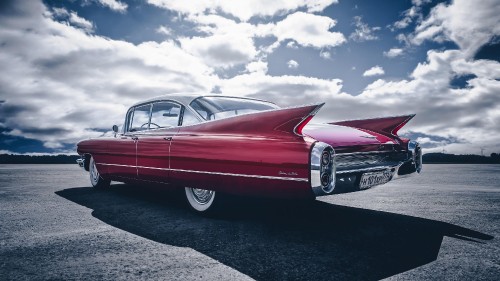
[330,114,415,137]
[179,103,324,137]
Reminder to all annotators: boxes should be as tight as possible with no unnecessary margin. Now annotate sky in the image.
[0,0,499,155]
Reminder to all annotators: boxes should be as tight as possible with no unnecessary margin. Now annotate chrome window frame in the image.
[123,99,203,135]
[188,96,279,121]
[127,103,152,133]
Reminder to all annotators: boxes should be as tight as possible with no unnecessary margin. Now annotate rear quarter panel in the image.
[170,130,315,198]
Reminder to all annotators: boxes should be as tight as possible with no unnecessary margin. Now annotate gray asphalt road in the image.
[0,164,498,280]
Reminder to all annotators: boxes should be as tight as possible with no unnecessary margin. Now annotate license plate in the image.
[359,170,392,190]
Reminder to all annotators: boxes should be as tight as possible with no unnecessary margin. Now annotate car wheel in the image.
[184,187,218,213]
[89,156,110,188]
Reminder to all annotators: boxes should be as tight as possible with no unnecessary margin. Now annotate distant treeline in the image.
[423,153,500,164]
[0,154,80,164]
[0,153,499,164]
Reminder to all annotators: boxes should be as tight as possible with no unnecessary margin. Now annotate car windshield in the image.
[189,96,279,120]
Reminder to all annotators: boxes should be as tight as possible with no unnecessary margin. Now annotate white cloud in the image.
[177,11,346,67]
[396,33,410,46]
[274,12,346,48]
[96,0,128,13]
[286,41,298,49]
[412,0,500,56]
[2,0,500,156]
[180,34,257,68]
[246,60,268,74]
[349,16,379,42]
[68,12,94,32]
[0,0,215,149]
[287,60,299,69]
[389,0,430,31]
[245,47,498,155]
[189,14,271,38]
[383,48,404,58]
[147,0,337,22]
[51,8,94,33]
[156,25,173,36]
[218,72,344,108]
[359,49,500,154]
[363,66,385,77]
[391,6,419,30]
[320,51,331,59]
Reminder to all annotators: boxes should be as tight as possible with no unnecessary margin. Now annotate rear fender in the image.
[330,114,415,139]
[179,103,324,137]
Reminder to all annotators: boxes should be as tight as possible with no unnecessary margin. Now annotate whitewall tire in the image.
[184,187,217,213]
[89,156,110,189]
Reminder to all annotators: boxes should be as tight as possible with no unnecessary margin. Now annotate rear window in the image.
[190,97,278,120]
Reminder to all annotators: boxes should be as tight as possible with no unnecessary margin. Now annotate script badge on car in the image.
[359,170,393,190]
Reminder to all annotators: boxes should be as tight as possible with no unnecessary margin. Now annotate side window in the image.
[125,109,134,132]
[150,102,181,129]
[181,108,200,126]
[189,100,209,120]
[129,104,151,132]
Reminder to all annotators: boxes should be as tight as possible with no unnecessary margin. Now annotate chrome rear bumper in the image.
[314,141,422,196]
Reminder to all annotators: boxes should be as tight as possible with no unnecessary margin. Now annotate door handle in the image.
[131,136,139,141]
[164,137,172,141]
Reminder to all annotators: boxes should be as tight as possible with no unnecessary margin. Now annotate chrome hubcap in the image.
[190,188,214,205]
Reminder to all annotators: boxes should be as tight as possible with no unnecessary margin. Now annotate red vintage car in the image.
[77,94,422,213]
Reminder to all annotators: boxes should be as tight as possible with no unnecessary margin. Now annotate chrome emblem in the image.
[279,171,298,176]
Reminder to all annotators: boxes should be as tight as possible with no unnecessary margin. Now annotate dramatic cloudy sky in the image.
[0,0,499,155]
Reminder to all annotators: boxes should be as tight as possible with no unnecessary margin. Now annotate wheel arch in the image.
[83,154,91,171]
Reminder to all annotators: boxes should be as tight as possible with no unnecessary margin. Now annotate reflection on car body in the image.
[77,93,422,213]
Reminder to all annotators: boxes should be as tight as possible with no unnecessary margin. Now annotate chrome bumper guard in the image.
[76,157,85,169]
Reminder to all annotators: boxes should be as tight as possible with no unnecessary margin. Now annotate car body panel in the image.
[77,94,421,199]
[330,114,415,139]
[303,123,397,154]
[136,129,178,183]
[169,131,313,197]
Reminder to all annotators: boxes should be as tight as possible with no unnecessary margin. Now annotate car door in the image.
[136,101,182,183]
[105,104,151,180]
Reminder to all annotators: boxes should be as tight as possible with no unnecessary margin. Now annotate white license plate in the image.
[359,170,392,190]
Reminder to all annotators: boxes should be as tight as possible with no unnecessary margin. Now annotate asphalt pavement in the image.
[0,164,498,280]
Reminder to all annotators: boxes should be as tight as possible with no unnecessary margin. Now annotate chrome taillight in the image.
[320,173,330,187]
[310,141,336,196]
[321,151,330,166]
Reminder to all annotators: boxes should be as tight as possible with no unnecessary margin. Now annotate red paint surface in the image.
[330,115,415,139]
[77,105,411,198]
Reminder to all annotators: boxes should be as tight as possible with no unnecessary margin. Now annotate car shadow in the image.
[56,184,493,280]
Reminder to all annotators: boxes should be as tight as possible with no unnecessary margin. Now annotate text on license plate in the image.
[359,170,392,190]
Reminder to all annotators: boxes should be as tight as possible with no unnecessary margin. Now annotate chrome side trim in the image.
[333,113,416,123]
[293,103,324,136]
[170,168,308,181]
[100,163,170,171]
[98,163,308,182]
[337,151,393,156]
[390,115,415,136]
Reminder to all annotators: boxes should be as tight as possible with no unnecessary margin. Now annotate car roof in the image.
[130,93,276,108]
